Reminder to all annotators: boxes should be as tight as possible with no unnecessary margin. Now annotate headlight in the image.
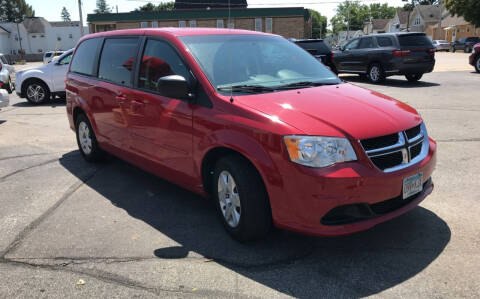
[284,135,357,168]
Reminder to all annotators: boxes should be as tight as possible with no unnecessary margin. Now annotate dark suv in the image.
[452,37,480,53]
[293,39,336,72]
[333,32,435,83]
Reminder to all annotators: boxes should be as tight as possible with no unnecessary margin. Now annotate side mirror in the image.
[156,75,192,100]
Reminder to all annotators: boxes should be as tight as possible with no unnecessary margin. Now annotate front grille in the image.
[360,123,428,172]
[371,151,403,170]
[360,133,398,151]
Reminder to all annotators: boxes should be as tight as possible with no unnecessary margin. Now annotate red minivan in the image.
[66,28,436,241]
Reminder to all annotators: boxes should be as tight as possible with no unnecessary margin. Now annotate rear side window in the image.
[377,36,394,47]
[71,38,102,76]
[296,41,331,54]
[138,39,190,92]
[398,34,433,47]
[358,37,375,49]
[45,53,52,58]
[98,38,139,87]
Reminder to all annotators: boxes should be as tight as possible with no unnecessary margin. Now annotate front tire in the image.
[405,73,423,82]
[25,80,50,104]
[452,46,456,53]
[367,63,385,84]
[475,56,480,73]
[75,113,104,162]
[213,155,271,241]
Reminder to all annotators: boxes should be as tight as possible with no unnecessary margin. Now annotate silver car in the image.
[0,53,15,94]
[432,40,450,52]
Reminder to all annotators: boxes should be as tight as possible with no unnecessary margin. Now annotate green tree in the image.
[330,0,400,34]
[0,0,35,22]
[134,1,174,12]
[445,0,480,27]
[308,9,327,38]
[61,6,71,22]
[403,0,439,11]
[94,0,112,14]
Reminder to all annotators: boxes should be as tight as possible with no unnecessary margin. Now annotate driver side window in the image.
[345,39,359,50]
[138,39,190,93]
[58,53,72,65]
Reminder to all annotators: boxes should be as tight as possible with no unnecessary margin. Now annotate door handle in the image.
[131,99,145,112]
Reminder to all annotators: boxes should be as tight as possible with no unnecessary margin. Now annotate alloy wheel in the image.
[370,66,380,82]
[217,170,241,228]
[26,84,45,103]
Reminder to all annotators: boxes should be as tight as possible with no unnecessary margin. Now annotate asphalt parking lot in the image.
[0,52,479,298]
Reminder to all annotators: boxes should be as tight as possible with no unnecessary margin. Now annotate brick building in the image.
[87,6,311,39]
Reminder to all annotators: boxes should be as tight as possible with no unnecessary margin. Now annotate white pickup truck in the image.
[15,49,73,104]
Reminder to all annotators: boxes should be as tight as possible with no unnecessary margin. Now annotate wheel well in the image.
[201,147,266,196]
[21,77,50,96]
[72,106,85,126]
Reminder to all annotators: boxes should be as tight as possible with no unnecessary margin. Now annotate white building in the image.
[0,17,87,57]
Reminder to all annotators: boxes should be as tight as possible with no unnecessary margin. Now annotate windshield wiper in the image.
[217,84,275,93]
[275,81,339,90]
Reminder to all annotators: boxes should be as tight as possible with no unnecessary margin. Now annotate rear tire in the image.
[75,113,104,162]
[367,63,385,84]
[5,76,13,94]
[25,80,50,104]
[465,46,471,53]
[475,56,480,73]
[213,155,271,241]
[405,73,423,82]
[452,46,456,53]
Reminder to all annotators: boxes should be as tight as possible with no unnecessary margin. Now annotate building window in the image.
[32,35,36,38]
[265,18,272,33]
[255,18,262,31]
[57,37,61,41]
[40,34,45,37]
[140,22,148,28]
[414,18,420,26]
[467,26,470,32]
[152,21,158,28]
[95,24,116,32]
[228,21,234,29]
[217,19,224,28]
[179,20,186,27]
[189,20,196,27]
[69,34,73,38]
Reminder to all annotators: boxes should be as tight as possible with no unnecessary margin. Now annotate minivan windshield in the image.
[180,34,340,92]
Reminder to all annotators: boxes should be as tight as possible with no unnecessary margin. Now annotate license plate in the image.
[403,172,423,199]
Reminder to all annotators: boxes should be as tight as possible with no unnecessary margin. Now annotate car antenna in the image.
[228,0,234,104]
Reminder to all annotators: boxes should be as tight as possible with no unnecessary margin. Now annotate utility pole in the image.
[347,1,350,39]
[437,0,443,40]
[78,0,84,36]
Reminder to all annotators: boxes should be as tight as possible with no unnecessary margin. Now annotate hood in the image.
[232,83,422,140]
[17,63,50,75]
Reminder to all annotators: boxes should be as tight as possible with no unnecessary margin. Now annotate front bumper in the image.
[269,138,437,236]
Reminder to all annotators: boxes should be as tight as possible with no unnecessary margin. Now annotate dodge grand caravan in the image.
[66,28,437,241]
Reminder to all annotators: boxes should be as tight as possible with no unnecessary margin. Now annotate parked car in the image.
[0,53,15,94]
[66,28,436,241]
[16,49,73,104]
[333,32,435,83]
[0,89,9,110]
[293,39,336,72]
[451,37,480,53]
[432,40,450,52]
[43,51,64,64]
[469,43,480,73]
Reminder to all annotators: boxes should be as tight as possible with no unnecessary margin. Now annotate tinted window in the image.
[296,41,331,54]
[398,34,433,47]
[377,36,394,47]
[45,53,52,57]
[345,39,359,50]
[138,39,190,92]
[358,37,375,49]
[71,38,102,76]
[98,38,139,87]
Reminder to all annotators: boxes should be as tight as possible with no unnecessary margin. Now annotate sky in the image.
[27,0,408,26]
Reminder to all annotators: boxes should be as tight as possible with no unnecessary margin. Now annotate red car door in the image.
[92,37,140,151]
[126,38,194,179]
